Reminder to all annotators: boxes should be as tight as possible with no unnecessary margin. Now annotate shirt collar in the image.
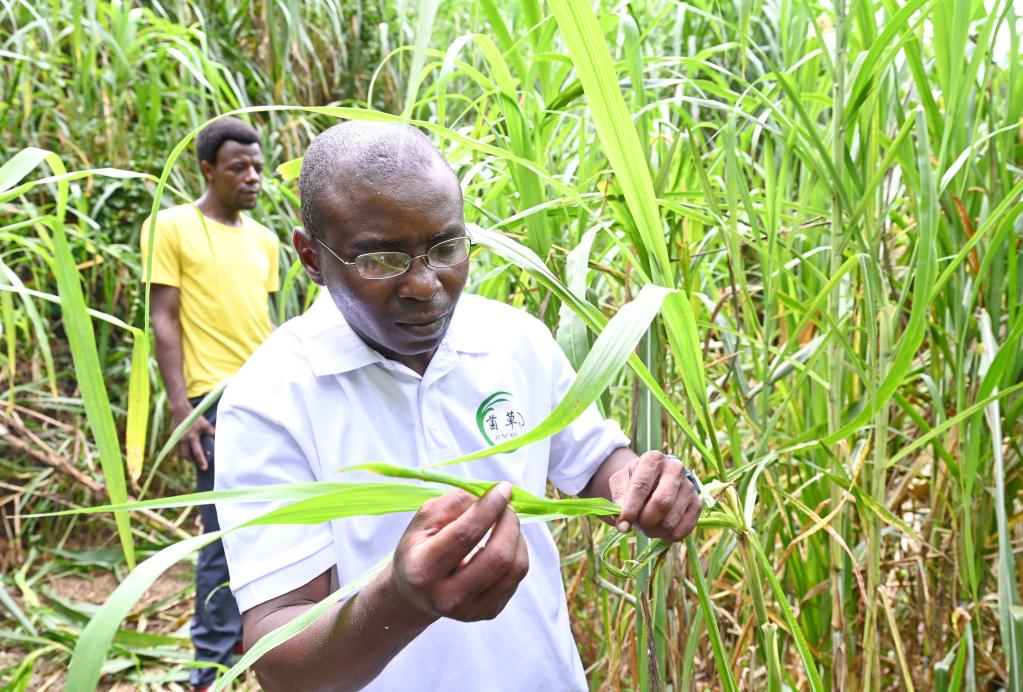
[444,294,490,354]
[298,291,488,378]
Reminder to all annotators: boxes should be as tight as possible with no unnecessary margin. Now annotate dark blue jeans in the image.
[189,395,242,688]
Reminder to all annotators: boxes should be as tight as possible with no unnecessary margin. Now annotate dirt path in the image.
[1,562,255,690]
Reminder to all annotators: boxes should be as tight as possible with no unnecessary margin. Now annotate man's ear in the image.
[199,159,214,184]
[293,226,326,286]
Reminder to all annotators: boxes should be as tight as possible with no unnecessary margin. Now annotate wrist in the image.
[168,399,193,418]
[374,562,437,630]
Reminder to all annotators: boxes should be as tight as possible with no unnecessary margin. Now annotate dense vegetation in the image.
[2,0,1022,689]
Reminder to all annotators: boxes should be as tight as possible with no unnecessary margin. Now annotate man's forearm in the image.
[247,567,436,691]
[152,315,190,411]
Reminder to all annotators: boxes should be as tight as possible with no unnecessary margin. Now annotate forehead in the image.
[216,140,262,164]
[317,166,464,244]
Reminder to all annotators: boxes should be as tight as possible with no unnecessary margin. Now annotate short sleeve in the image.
[264,232,280,293]
[140,215,181,287]
[214,403,333,613]
[546,342,631,495]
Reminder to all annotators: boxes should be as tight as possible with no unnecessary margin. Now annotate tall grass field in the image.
[1,0,1022,689]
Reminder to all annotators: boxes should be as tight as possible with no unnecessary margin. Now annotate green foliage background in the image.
[2,0,1022,689]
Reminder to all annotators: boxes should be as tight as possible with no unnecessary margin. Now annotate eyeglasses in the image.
[310,233,473,280]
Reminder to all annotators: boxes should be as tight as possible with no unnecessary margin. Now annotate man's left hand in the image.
[608,451,702,541]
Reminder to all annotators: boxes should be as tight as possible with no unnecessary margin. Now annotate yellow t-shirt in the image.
[140,204,279,397]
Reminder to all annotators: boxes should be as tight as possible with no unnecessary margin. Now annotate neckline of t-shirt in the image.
[190,208,252,233]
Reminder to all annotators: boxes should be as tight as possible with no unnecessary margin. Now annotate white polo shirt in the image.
[214,291,630,691]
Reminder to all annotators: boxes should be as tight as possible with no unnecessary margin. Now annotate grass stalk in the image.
[862,308,891,688]
[827,0,849,682]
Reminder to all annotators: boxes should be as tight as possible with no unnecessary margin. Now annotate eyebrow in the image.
[349,225,467,255]
[349,237,403,254]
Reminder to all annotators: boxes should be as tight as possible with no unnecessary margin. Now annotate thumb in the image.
[608,466,631,506]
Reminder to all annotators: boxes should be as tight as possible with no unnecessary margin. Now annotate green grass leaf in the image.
[431,282,675,467]
[11,148,135,568]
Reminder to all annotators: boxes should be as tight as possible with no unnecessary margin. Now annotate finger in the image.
[671,494,703,541]
[428,483,512,576]
[649,489,689,540]
[407,489,477,534]
[450,506,522,595]
[190,434,208,471]
[200,417,215,436]
[608,466,632,507]
[637,463,685,530]
[179,438,193,463]
[454,537,529,621]
[617,453,665,533]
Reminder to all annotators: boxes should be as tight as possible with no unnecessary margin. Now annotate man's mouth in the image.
[396,313,448,337]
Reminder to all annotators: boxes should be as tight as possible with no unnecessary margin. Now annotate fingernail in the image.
[494,482,512,501]
[617,520,630,533]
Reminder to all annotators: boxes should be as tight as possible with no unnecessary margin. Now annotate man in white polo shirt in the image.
[214,121,702,690]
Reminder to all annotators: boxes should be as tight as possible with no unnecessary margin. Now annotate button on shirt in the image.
[214,292,629,691]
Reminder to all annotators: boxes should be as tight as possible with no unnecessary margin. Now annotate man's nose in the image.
[245,166,261,183]
[399,256,442,300]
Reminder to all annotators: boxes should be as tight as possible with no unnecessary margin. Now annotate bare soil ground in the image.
[0,562,260,690]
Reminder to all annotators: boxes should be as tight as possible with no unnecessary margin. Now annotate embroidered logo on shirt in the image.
[475,390,525,445]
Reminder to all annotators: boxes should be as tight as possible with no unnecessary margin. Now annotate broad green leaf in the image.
[66,533,214,690]
[431,283,675,467]
[474,226,715,467]
[64,473,722,683]
[557,225,599,370]
[979,310,1022,686]
[124,329,149,481]
[886,380,1023,467]
[547,0,672,285]
[0,263,57,396]
[0,582,36,637]
[138,382,228,499]
[749,533,825,691]
[0,166,170,206]
[0,148,51,194]
[213,556,391,691]
[687,536,739,691]
[351,463,620,517]
[35,481,445,519]
[276,157,301,181]
[23,149,134,568]
[807,109,937,446]
[402,0,443,118]
[661,291,708,415]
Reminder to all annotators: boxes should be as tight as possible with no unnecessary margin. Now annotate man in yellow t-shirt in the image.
[140,116,278,691]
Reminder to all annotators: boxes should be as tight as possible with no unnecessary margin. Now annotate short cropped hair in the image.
[299,121,456,235]
[195,117,260,167]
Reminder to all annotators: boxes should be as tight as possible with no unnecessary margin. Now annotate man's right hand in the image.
[239,483,529,690]
[388,482,529,623]
[170,402,215,471]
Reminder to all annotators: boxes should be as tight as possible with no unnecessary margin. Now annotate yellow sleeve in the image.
[140,214,181,287]
[264,232,280,293]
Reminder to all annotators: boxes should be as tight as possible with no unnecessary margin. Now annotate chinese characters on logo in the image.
[476,391,526,445]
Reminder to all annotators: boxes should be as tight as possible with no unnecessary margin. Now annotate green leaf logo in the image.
[475,390,512,446]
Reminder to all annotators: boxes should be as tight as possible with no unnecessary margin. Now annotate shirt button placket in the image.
[420,387,450,462]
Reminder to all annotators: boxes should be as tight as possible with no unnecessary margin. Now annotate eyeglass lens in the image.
[355,237,470,279]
